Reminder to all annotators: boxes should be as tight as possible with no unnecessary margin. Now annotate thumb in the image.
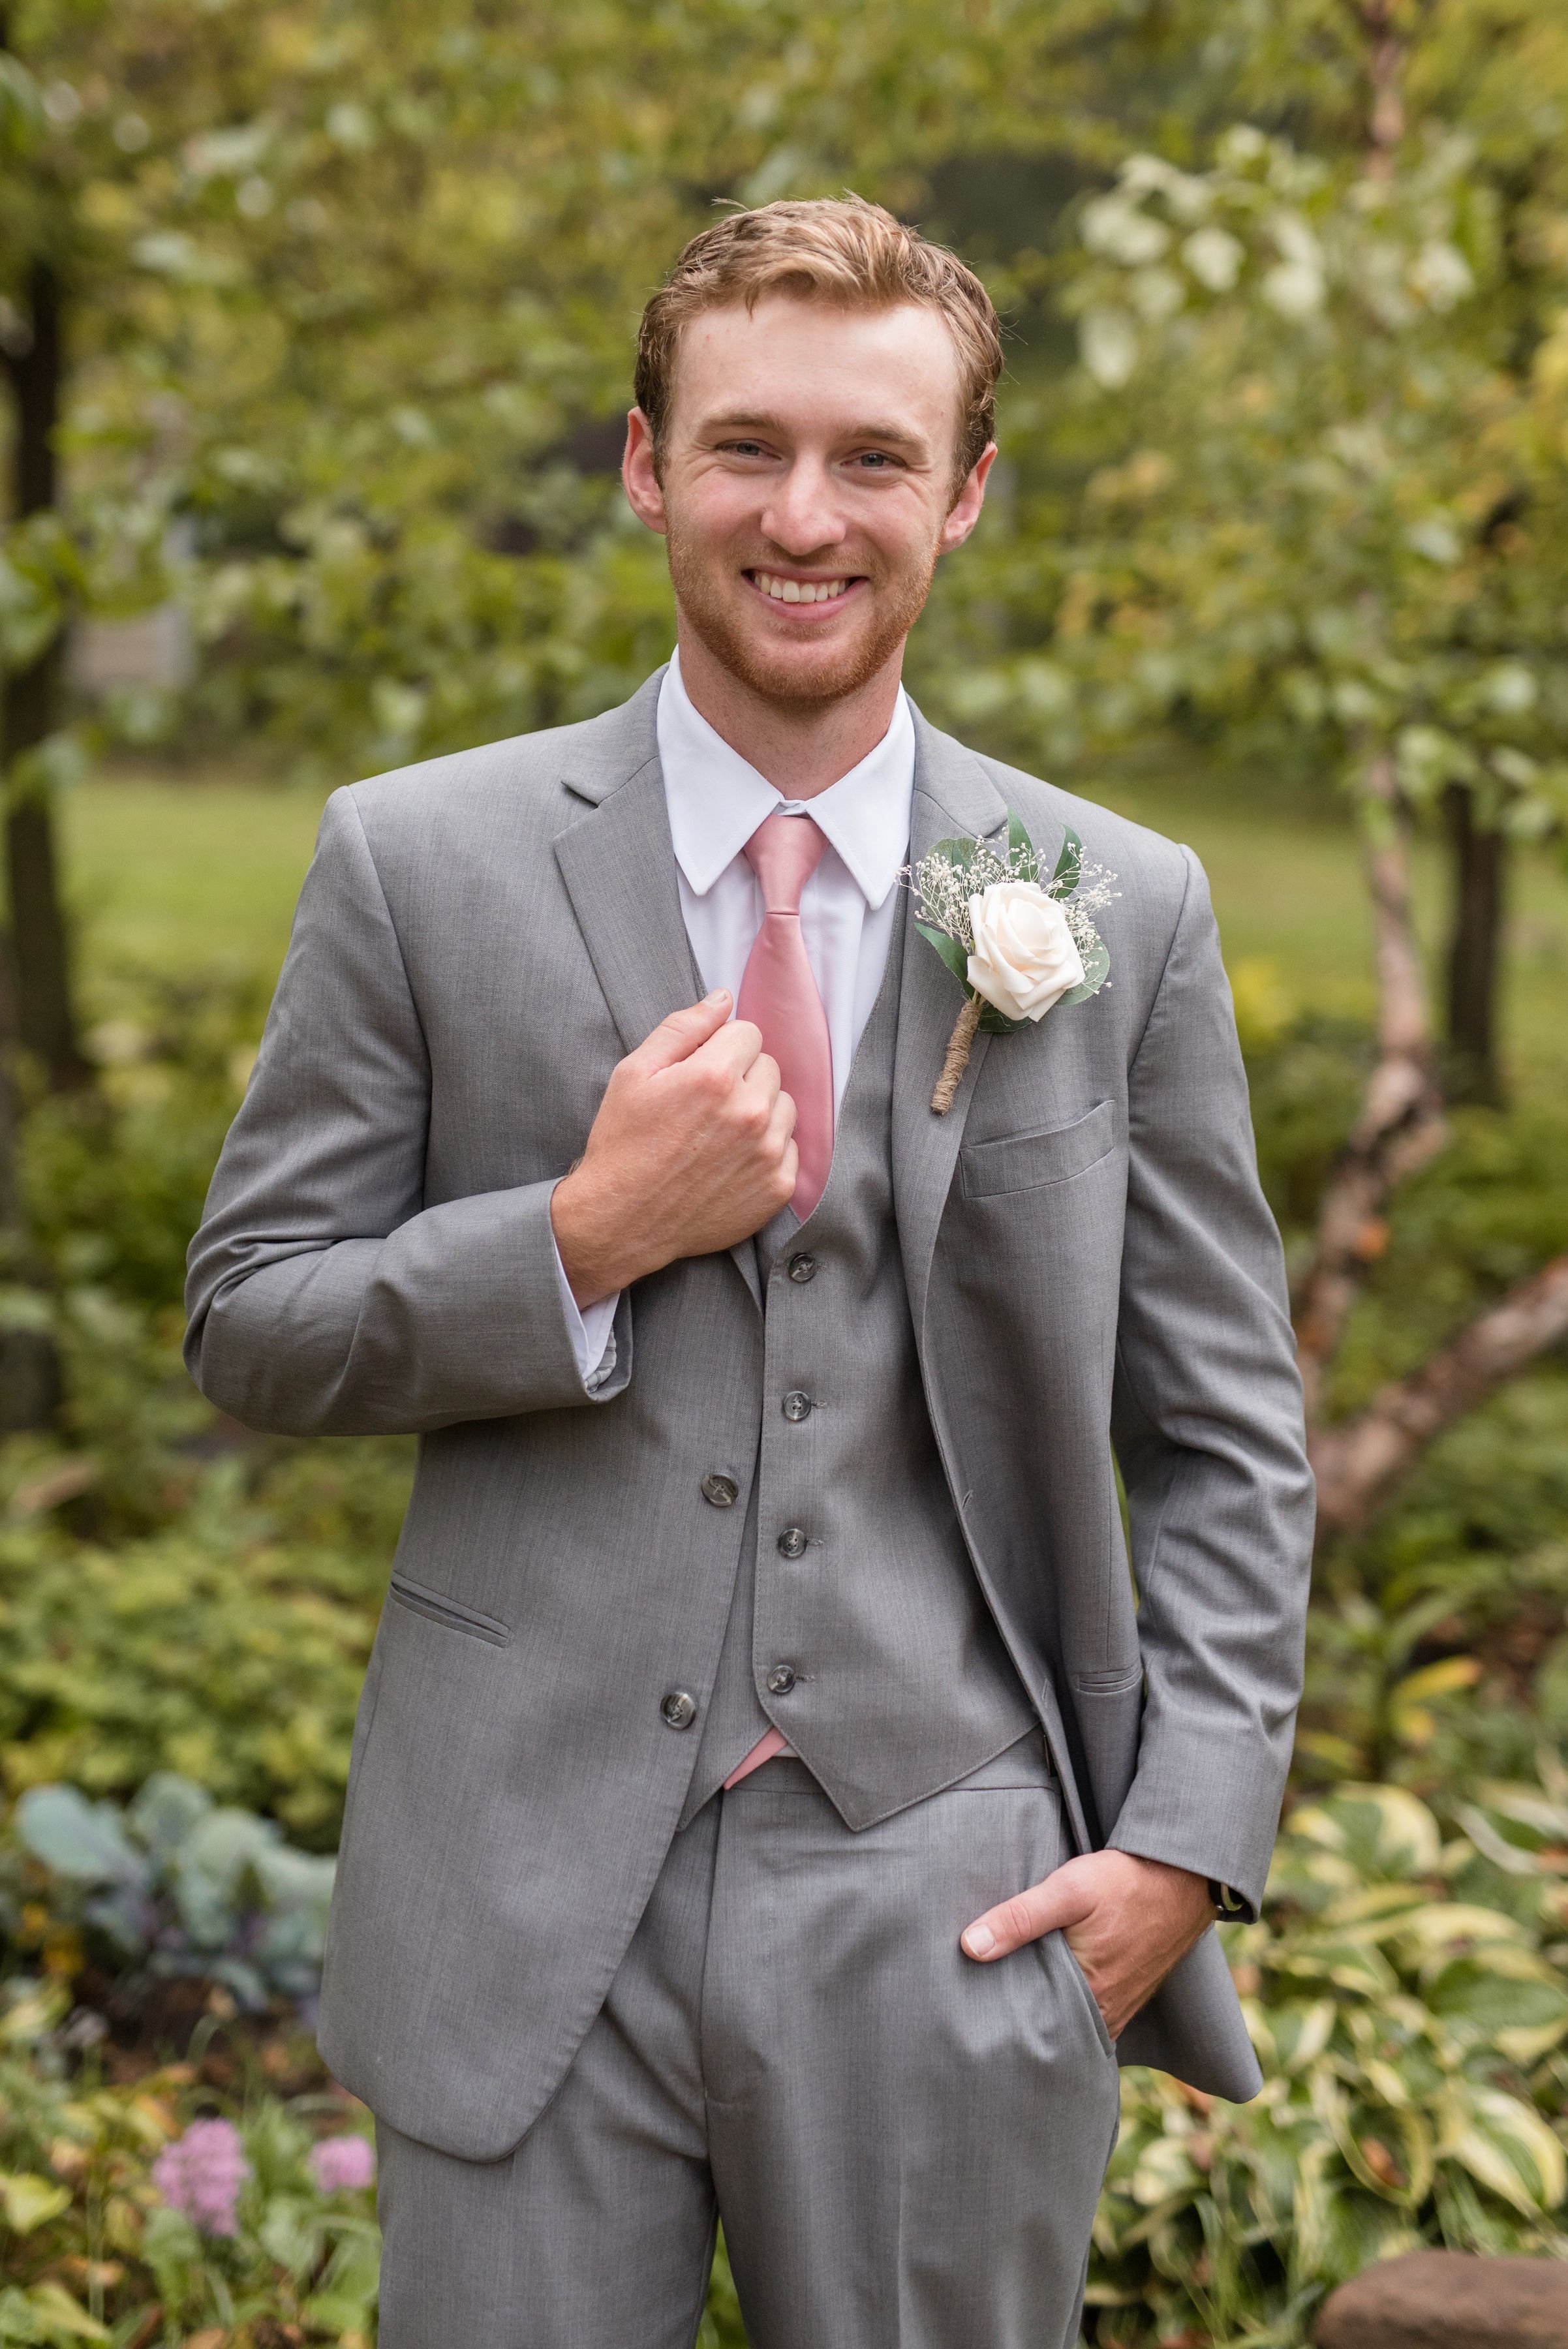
[962,1860,1096,1963]
[632,990,731,1073]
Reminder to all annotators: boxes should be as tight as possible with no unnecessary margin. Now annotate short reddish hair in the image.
[635,195,1002,487]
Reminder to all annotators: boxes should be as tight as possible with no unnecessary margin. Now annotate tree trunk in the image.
[1443,782,1505,1105]
[1,254,88,1090]
[1311,1252,1568,1540]
[1293,753,1447,1424]
[1357,0,1406,179]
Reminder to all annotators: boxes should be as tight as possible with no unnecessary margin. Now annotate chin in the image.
[671,553,931,713]
[722,630,891,710]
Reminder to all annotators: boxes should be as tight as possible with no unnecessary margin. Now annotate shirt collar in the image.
[655,645,915,910]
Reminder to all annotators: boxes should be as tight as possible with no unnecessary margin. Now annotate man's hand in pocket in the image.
[961,1850,1216,2041]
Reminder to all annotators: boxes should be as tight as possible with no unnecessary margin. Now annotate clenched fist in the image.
[551,990,798,1308]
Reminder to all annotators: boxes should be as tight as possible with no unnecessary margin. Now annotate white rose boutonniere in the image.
[967,881,1085,1022]
[906,812,1116,1112]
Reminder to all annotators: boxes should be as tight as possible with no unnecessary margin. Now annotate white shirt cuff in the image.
[549,1231,620,1392]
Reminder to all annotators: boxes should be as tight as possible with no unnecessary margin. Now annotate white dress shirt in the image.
[553,647,916,1380]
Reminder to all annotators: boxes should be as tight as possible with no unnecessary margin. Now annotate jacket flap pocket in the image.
[961,1099,1116,1199]
[388,1573,510,1647]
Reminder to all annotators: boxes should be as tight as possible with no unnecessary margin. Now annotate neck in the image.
[673,624,904,799]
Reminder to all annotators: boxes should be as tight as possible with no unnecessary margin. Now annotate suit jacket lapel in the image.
[553,670,763,1310]
[891,711,1012,1341]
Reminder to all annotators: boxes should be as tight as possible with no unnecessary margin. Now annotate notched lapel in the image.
[553,717,763,1312]
[554,760,703,1061]
[892,716,1011,1338]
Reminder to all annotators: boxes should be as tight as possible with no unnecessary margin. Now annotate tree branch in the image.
[1293,753,1447,1424]
[1311,1253,1568,1538]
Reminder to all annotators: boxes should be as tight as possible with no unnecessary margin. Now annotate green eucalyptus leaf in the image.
[1062,935,1111,1004]
[1006,809,1038,878]
[976,1002,1030,1035]
[1049,826,1084,895]
[925,833,981,875]
[914,922,968,988]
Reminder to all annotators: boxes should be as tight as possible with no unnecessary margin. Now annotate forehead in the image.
[668,296,963,445]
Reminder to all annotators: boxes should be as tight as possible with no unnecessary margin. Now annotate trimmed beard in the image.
[665,518,938,711]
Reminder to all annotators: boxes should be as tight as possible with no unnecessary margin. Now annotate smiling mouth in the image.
[745,569,863,609]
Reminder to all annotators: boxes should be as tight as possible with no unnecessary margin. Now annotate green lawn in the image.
[62,771,326,981]
[61,761,1568,1090]
[1090,775,1568,1090]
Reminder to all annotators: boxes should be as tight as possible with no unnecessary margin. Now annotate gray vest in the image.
[680,919,1034,1830]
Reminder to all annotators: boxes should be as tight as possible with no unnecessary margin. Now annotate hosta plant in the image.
[1087,1776,1568,2345]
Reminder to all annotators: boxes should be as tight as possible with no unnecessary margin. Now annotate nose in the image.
[758,456,848,559]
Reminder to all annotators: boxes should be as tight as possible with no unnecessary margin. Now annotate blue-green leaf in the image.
[925,833,981,874]
[1049,827,1084,894]
[1062,934,1111,1004]
[16,1786,143,1886]
[914,921,968,988]
[1006,809,1038,879]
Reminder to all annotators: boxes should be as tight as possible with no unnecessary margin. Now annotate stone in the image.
[1316,2251,1568,2349]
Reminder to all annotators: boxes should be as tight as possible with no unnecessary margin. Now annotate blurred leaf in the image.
[0,2172,72,2234]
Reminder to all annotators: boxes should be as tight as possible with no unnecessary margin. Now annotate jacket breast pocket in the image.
[960,1099,1117,1201]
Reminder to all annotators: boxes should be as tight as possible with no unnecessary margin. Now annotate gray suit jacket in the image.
[185,671,1314,2156]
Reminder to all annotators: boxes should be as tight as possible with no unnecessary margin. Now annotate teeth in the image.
[754,572,848,605]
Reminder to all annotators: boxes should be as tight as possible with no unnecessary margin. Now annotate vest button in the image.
[781,1390,812,1422]
[787,1253,817,1283]
[776,1526,808,1559]
[700,1473,739,1508]
[765,1665,796,1696]
[660,1689,698,1730]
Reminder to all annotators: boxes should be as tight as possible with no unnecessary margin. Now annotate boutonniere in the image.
[905,812,1117,1113]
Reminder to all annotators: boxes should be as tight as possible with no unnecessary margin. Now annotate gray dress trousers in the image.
[376,1742,1120,2349]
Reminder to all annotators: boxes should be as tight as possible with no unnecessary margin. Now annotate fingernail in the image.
[704,989,730,1006]
[962,1924,996,1959]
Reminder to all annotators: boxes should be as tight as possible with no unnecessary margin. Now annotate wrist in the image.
[551,1167,640,1309]
[1123,1852,1216,1922]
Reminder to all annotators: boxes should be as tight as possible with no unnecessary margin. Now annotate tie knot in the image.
[743,810,827,915]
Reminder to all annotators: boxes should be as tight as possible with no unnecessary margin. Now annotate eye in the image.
[852,450,898,470]
[725,440,769,458]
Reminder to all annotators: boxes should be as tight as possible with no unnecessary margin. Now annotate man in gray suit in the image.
[186,196,1313,2348]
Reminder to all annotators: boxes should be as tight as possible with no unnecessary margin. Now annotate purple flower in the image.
[151,2117,251,2237]
[308,2134,377,2194]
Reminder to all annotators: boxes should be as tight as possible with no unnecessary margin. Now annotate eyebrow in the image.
[699,408,929,450]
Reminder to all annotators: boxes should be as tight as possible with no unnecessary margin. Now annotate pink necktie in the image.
[737,811,835,1220]
[723,811,835,1794]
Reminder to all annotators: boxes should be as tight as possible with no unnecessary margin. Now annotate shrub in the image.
[0,1982,377,2347]
[1086,1777,1568,2344]
[0,1491,381,1850]
[6,1775,333,2023]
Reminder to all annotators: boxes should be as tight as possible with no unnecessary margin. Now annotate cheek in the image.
[668,473,767,550]
[850,484,947,564]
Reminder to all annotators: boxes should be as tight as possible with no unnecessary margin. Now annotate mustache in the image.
[738,549,878,577]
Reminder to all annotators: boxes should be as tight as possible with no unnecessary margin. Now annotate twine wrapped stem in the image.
[930,994,983,1114]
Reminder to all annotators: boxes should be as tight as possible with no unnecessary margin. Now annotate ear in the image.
[623,408,669,536]
[938,442,998,555]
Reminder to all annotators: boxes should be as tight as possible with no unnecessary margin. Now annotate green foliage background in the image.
[3,0,1568,2342]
